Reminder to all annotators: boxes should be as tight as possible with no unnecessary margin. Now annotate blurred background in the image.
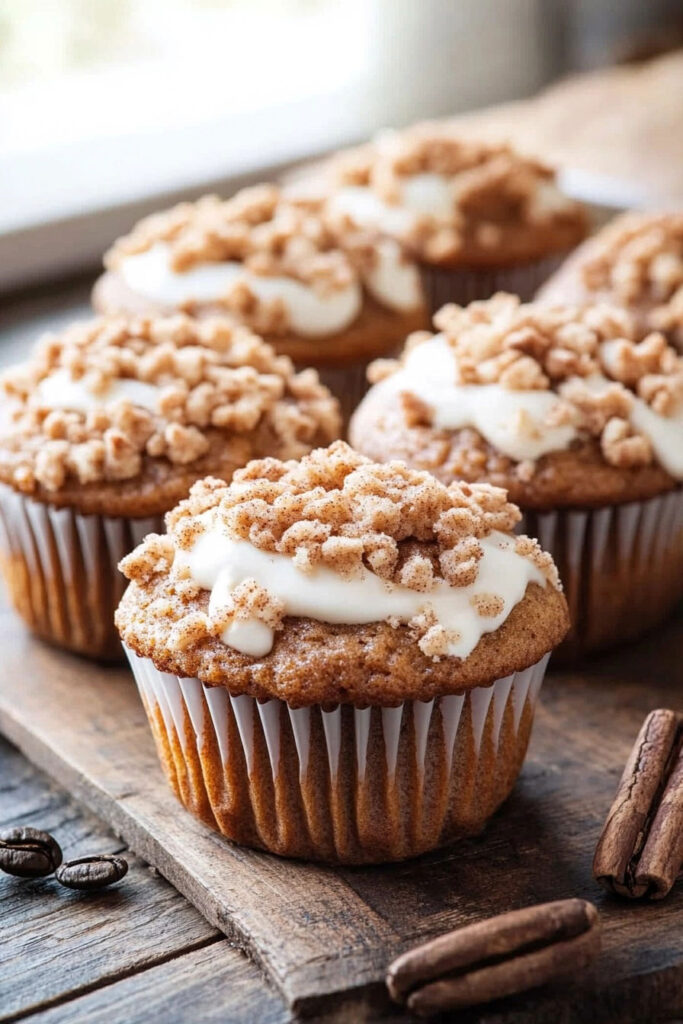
[1,0,683,292]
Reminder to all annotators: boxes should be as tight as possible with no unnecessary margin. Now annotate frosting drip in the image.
[363,238,424,312]
[119,242,363,337]
[176,517,546,659]
[381,335,683,477]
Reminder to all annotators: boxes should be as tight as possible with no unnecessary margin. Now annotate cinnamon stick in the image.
[593,708,683,900]
[386,898,600,1015]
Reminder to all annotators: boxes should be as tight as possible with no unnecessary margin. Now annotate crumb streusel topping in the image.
[368,294,683,476]
[120,441,559,660]
[106,185,350,286]
[579,212,683,340]
[1,315,340,493]
[101,184,424,329]
[326,123,585,262]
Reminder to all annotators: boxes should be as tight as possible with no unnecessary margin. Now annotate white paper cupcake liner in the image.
[125,646,550,864]
[419,252,567,315]
[0,483,162,659]
[518,489,683,657]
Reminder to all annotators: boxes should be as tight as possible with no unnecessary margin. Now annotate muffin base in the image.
[125,647,550,864]
[419,252,568,314]
[0,484,161,660]
[519,490,683,659]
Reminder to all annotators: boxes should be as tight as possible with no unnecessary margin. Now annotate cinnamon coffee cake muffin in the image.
[0,315,339,659]
[116,441,568,863]
[350,294,683,657]
[93,185,427,419]
[324,123,588,314]
[538,212,683,351]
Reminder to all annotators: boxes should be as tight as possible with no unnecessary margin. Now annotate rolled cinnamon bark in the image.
[593,708,683,900]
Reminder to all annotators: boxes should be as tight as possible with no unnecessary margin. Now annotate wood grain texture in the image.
[0,600,682,1021]
[0,738,221,1022]
[19,945,289,1024]
[0,737,291,1024]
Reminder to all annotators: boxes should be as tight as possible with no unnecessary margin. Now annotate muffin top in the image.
[324,123,587,267]
[349,294,683,509]
[116,441,568,705]
[538,212,683,349]
[0,315,340,517]
[97,184,424,335]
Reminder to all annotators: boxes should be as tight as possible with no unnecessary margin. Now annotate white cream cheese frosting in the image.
[362,238,424,312]
[375,336,576,463]
[35,368,159,414]
[328,174,576,239]
[629,398,683,479]
[373,335,683,477]
[176,515,546,659]
[118,242,363,337]
[328,179,444,238]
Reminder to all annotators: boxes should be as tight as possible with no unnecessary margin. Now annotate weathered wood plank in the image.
[0,609,401,1016]
[20,944,290,1024]
[0,737,223,1022]
[0,601,682,1020]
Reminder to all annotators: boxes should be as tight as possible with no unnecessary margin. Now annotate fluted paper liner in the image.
[418,252,567,315]
[125,647,550,864]
[0,484,161,659]
[519,490,683,658]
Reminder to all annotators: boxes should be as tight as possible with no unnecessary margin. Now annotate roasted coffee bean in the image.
[0,827,63,878]
[56,855,128,891]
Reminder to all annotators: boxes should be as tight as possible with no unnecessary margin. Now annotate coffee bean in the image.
[0,827,63,878]
[56,855,128,891]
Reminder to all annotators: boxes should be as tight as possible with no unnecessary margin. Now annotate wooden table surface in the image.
[0,736,290,1024]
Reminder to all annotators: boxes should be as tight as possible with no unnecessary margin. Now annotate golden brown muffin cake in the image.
[92,185,427,420]
[0,314,340,659]
[116,441,568,863]
[350,294,683,657]
[538,212,683,351]
[323,123,588,313]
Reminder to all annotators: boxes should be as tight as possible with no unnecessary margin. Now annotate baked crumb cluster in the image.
[2,316,339,492]
[372,294,683,471]
[105,185,357,333]
[581,213,683,341]
[120,442,559,658]
[327,124,582,261]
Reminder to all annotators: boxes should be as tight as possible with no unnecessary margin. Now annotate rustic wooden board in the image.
[0,743,217,1023]
[29,944,290,1024]
[0,736,289,1024]
[0,598,681,1022]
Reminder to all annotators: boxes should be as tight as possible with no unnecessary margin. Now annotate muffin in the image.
[0,315,340,659]
[116,441,568,864]
[350,294,683,658]
[92,185,427,420]
[323,122,588,315]
[537,211,683,350]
